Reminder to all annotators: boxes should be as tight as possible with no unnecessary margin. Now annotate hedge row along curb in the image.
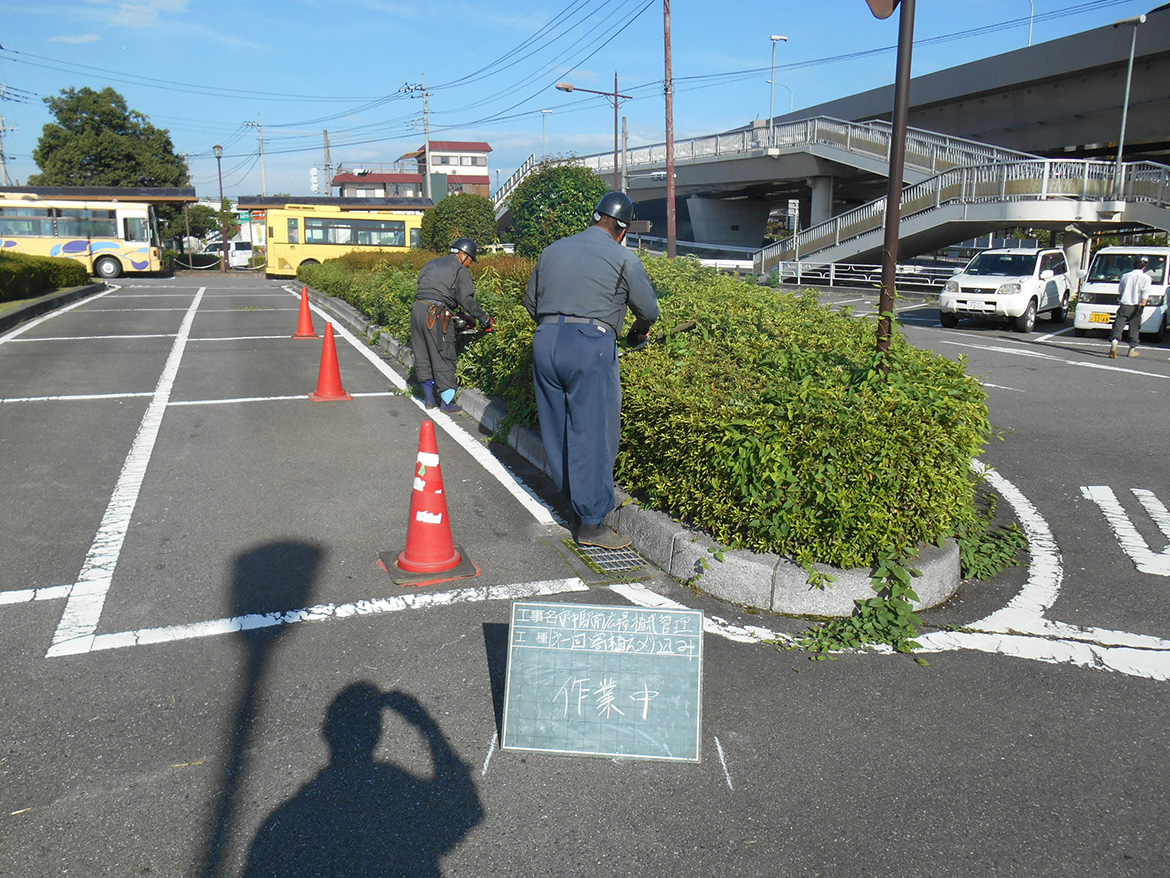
[304,284,961,617]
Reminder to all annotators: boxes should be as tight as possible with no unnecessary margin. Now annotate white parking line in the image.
[47,288,205,658]
[60,578,589,656]
[292,286,557,527]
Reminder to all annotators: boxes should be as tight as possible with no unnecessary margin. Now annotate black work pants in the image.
[410,300,457,394]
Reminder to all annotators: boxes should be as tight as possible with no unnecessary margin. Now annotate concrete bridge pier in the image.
[1060,226,1092,293]
[808,176,836,227]
[685,195,773,248]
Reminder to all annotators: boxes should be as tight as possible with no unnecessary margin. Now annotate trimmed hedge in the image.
[300,253,991,570]
[0,251,89,302]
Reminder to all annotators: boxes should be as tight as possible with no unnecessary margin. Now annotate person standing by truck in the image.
[1110,255,1151,358]
[410,238,494,412]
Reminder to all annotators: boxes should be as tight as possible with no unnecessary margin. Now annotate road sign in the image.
[501,601,703,762]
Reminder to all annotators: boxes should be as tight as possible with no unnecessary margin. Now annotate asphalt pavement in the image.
[0,273,1167,878]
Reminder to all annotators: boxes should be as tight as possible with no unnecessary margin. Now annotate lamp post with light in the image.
[213,144,227,273]
[769,35,788,146]
[555,75,631,191]
[1112,13,1146,198]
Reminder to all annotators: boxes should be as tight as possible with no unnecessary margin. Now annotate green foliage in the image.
[217,197,242,242]
[421,193,498,252]
[162,204,219,242]
[0,251,89,301]
[507,159,608,258]
[30,87,188,189]
[951,486,1028,580]
[619,257,991,571]
[796,548,925,657]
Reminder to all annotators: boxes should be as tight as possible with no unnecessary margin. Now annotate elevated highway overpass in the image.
[494,6,1170,271]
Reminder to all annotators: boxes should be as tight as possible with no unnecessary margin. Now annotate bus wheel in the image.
[298,260,320,272]
[94,256,123,279]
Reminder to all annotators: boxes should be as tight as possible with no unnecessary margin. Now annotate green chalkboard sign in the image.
[500,601,703,762]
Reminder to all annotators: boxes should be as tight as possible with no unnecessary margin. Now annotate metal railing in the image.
[578,116,1035,179]
[493,154,538,212]
[755,159,1170,272]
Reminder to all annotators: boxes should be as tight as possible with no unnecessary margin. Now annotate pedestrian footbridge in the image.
[493,116,1170,274]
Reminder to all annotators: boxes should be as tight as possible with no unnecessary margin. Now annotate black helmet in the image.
[450,237,478,262]
[1135,255,1150,266]
[593,191,633,228]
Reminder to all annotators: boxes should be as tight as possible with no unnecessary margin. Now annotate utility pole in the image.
[664,0,677,258]
[322,130,332,198]
[401,79,433,201]
[0,115,15,186]
[245,115,268,196]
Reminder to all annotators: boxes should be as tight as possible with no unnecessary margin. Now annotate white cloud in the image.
[48,34,102,44]
[79,0,192,29]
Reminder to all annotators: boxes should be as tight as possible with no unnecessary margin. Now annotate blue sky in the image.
[0,0,1156,200]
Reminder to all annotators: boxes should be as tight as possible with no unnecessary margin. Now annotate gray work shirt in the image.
[415,253,489,324]
[524,225,659,333]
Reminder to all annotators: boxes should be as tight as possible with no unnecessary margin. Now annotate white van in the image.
[200,240,253,269]
[1074,246,1170,342]
[939,248,1071,332]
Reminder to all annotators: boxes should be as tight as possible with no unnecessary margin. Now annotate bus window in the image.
[287,218,299,244]
[410,227,421,248]
[58,208,117,238]
[123,216,150,242]
[0,206,54,237]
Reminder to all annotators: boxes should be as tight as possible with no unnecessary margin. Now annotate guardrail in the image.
[755,159,1170,272]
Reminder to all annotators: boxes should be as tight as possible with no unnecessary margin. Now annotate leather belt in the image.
[540,315,608,329]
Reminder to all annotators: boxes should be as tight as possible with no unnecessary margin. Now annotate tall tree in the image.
[30,87,189,189]
[507,160,607,258]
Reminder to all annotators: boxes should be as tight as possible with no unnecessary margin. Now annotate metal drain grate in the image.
[563,540,646,574]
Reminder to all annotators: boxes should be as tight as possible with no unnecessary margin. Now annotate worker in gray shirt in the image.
[411,238,494,412]
[524,192,659,549]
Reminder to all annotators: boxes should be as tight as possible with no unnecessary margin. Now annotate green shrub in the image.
[301,251,993,573]
[0,251,88,301]
[506,160,608,258]
[421,193,498,253]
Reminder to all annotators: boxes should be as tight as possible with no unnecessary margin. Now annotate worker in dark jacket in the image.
[411,238,494,413]
[523,192,659,549]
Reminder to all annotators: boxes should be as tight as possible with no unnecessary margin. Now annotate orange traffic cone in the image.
[379,420,480,586]
[308,323,353,401]
[292,286,319,339]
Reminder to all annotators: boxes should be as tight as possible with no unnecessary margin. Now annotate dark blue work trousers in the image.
[532,319,621,526]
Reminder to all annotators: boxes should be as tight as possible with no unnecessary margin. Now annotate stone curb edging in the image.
[0,283,108,334]
[309,285,961,617]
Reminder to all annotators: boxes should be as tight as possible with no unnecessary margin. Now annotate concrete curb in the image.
[0,283,107,334]
[309,284,961,617]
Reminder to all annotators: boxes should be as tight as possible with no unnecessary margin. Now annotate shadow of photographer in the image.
[241,682,484,878]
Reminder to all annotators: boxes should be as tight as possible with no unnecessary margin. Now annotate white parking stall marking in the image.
[1081,486,1170,577]
[61,578,589,655]
[290,285,557,527]
[0,286,115,343]
[47,288,206,658]
[2,392,155,404]
[933,336,1170,380]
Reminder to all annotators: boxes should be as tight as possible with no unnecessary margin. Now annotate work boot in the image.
[1128,348,1140,358]
[439,400,462,414]
[1108,340,1118,358]
[576,523,632,550]
[421,380,437,409]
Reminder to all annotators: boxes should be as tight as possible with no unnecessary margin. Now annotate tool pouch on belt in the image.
[425,304,453,333]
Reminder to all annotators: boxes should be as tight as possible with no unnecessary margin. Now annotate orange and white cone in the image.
[308,323,353,401]
[292,286,319,339]
[379,420,480,585]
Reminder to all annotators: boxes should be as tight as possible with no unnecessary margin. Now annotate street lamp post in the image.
[541,109,552,159]
[1113,14,1146,198]
[769,35,788,146]
[555,75,631,191]
[213,144,226,274]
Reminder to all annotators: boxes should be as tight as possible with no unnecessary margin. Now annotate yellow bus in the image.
[0,187,189,279]
[247,199,429,278]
